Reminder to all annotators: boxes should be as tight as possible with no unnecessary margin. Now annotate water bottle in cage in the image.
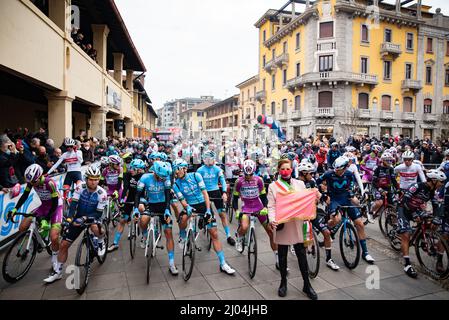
[91,235,99,251]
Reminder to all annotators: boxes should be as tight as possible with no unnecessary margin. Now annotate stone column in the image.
[417,0,422,19]
[416,34,425,139]
[90,108,107,140]
[46,92,74,145]
[395,0,401,13]
[49,0,71,34]
[126,70,134,92]
[113,53,124,85]
[91,24,110,70]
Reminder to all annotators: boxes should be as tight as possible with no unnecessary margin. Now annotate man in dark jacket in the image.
[81,142,94,165]
[35,146,53,174]
[0,136,19,192]
[16,138,39,183]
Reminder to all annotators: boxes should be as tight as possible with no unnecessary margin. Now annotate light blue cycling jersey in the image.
[174,172,206,205]
[196,165,226,192]
[137,173,171,204]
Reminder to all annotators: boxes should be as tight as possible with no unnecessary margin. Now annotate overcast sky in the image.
[115,0,449,110]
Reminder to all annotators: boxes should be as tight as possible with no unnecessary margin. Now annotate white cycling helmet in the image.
[345,146,356,153]
[64,137,75,147]
[402,150,415,160]
[24,164,44,183]
[298,162,315,173]
[243,159,256,175]
[333,156,349,171]
[85,166,101,179]
[381,152,394,161]
[109,155,122,165]
[444,150,449,157]
[426,169,447,182]
[372,145,383,153]
[100,156,109,166]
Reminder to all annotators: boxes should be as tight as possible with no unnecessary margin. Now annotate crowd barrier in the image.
[0,165,92,249]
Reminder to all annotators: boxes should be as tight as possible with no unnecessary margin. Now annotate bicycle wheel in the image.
[384,212,401,251]
[129,218,137,259]
[379,206,393,238]
[97,221,109,264]
[146,229,154,284]
[227,205,234,224]
[415,229,449,280]
[2,232,38,283]
[205,226,212,252]
[248,228,257,279]
[75,236,91,295]
[307,230,320,279]
[182,230,195,281]
[339,222,360,269]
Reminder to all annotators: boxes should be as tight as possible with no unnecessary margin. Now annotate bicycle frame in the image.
[145,213,163,258]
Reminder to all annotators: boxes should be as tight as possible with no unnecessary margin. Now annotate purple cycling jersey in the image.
[102,167,123,196]
[234,175,265,214]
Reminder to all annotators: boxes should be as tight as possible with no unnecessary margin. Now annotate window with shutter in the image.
[320,22,334,38]
[282,99,287,113]
[358,93,369,109]
[361,25,369,42]
[295,96,301,110]
[424,99,432,113]
[271,102,276,115]
[318,91,332,108]
[443,101,449,114]
[427,38,433,53]
[405,64,412,80]
[426,66,432,84]
[403,97,413,112]
[381,95,391,111]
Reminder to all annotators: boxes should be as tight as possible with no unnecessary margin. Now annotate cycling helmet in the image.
[304,143,312,149]
[137,144,144,151]
[129,159,146,170]
[345,146,356,153]
[122,152,132,161]
[331,142,339,147]
[402,150,414,160]
[372,145,383,153]
[243,159,256,175]
[100,156,109,166]
[287,152,297,161]
[381,152,394,161]
[388,147,397,155]
[319,142,326,148]
[444,150,449,157]
[333,156,349,171]
[298,162,315,173]
[158,152,168,162]
[64,138,75,147]
[173,159,188,171]
[152,161,172,180]
[85,166,101,179]
[109,155,122,165]
[308,154,316,164]
[426,169,446,182]
[280,153,290,160]
[149,152,160,160]
[165,143,174,149]
[203,151,216,159]
[24,164,43,183]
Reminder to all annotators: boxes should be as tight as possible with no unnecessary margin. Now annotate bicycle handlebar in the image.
[7,212,34,224]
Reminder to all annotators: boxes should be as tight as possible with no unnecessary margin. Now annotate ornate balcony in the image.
[317,41,337,51]
[315,108,334,118]
[263,59,276,73]
[286,71,378,91]
[380,111,394,121]
[402,112,415,122]
[401,80,423,93]
[291,110,302,120]
[274,53,289,67]
[356,109,371,119]
[278,113,288,121]
[423,113,438,122]
[255,90,267,102]
[381,42,402,59]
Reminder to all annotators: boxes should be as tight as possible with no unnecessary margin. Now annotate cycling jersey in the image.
[122,172,144,203]
[327,150,341,168]
[347,163,364,195]
[138,173,171,204]
[68,183,108,219]
[196,165,226,192]
[316,170,356,200]
[173,172,206,205]
[234,175,266,214]
[133,152,148,163]
[47,149,83,174]
[439,160,449,181]
[101,167,123,196]
[360,153,380,182]
[394,163,427,190]
[402,182,436,212]
[373,165,398,190]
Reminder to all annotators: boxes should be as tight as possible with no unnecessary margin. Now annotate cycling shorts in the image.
[190,202,217,229]
[63,171,83,187]
[329,197,361,221]
[143,202,173,229]
[239,210,269,228]
[208,190,224,212]
[35,204,63,230]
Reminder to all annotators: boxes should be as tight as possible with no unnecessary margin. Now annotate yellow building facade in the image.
[254,0,449,140]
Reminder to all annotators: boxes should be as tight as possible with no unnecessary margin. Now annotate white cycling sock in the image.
[274,250,279,264]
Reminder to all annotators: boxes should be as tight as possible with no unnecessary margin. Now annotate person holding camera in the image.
[0,135,19,193]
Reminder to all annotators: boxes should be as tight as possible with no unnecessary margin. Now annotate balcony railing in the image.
[317,41,337,51]
[381,42,402,58]
[357,109,371,119]
[402,112,415,122]
[263,59,276,73]
[423,113,438,122]
[255,90,267,102]
[291,110,301,120]
[278,113,288,121]
[401,80,423,92]
[286,71,378,91]
[315,108,334,118]
[380,110,394,120]
[275,53,289,67]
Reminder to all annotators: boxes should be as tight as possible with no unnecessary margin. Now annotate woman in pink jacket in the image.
[268,159,320,300]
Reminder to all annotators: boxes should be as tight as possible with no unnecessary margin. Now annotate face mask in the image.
[85,146,90,150]
[279,168,292,179]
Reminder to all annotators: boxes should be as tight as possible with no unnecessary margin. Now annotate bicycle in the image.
[2,212,53,283]
[305,228,321,279]
[127,204,141,260]
[361,189,398,239]
[141,208,165,284]
[104,194,121,229]
[236,212,258,279]
[330,206,361,270]
[385,210,449,280]
[74,216,109,295]
[225,178,237,224]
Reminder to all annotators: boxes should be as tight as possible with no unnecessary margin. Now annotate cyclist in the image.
[370,152,399,221]
[172,159,235,275]
[100,156,109,172]
[100,155,123,200]
[108,159,146,252]
[297,162,340,271]
[233,160,280,267]
[439,150,449,182]
[106,145,119,156]
[315,145,328,175]
[327,142,341,170]
[46,138,83,198]
[397,169,446,278]
[133,144,148,163]
[10,164,63,271]
[133,161,179,275]
[316,156,375,264]
[360,145,381,183]
[121,152,133,174]
[394,150,427,192]
[197,151,235,246]
[44,166,108,283]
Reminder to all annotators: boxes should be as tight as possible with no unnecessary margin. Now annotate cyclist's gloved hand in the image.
[204,208,212,222]
[164,209,171,222]
[432,216,443,226]
[7,208,17,220]
[186,205,193,217]
[133,207,140,218]
[113,190,119,199]
[73,217,84,226]
[119,198,125,205]
[260,207,268,216]
[411,212,421,222]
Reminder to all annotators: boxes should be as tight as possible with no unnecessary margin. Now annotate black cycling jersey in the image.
[122,172,144,202]
[372,165,398,191]
[402,182,436,212]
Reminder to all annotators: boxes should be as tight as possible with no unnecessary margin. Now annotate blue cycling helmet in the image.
[130,159,146,170]
[152,161,172,179]
[173,159,188,171]
[203,151,216,159]
[108,146,115,151]
[149,152,160,160]
[158,152,168,161]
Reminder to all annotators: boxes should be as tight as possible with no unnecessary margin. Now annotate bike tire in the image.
[129,219,137,259]
[248,228,257,279]
[339,222,361,270]
[182,231,195,281]
[146,229,154,284]
[384,212,401,252]
[379,206,392,238]
[2,232,38,283]
[206,226,212,252]
[415,229,449,280]
[75,237,90,295]
[227,205,234,224]
[307,230,320,279]
[97,221,109,264]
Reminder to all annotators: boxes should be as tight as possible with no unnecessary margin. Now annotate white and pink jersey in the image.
[394,163,427,190]
[48,149,83,174]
